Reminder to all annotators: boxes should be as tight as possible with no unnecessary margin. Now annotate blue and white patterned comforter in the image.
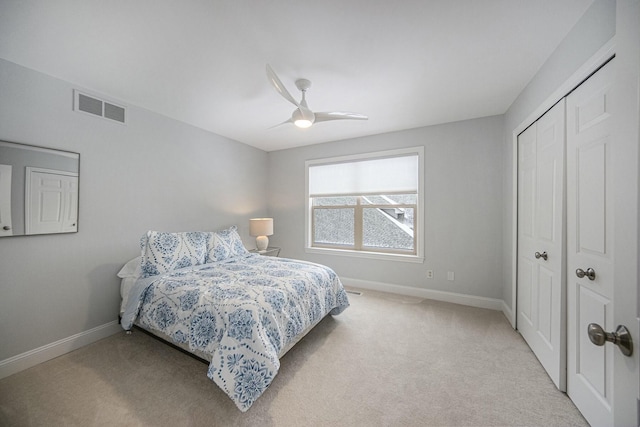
[121,254,349,411]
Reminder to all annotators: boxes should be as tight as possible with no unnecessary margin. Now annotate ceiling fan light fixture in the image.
[292,108,314,128]
[294,119,313,128]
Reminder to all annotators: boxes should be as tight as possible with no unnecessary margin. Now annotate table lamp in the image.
[250,218,273,252]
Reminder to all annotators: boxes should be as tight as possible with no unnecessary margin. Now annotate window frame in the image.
[305,147,424,263]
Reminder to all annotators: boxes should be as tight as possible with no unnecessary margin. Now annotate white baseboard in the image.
[0,320,122,380]
[341,277,503,311]
[502,300,516,329]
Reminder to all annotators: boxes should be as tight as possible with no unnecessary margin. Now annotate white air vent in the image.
[73,90,127,124]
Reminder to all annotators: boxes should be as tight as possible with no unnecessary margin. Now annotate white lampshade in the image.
[250,218,273,237]
[250,218,274,251]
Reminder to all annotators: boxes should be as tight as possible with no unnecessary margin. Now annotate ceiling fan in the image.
[266,64,368,129]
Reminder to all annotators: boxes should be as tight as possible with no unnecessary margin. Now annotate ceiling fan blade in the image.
[269,118,293,129]
[266,64,299,107]
[314,112,368,123]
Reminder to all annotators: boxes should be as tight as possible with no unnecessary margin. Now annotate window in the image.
[306,147,424,262]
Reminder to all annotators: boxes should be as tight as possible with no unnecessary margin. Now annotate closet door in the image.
[566,59,617,427]
[517,100,566,390]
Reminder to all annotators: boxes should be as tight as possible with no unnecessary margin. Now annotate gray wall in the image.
[268,115,504,300]
[501,0,616,313]
[0,58,268,360]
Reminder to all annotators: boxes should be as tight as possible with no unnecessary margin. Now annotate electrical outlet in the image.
[426,270,433,279]
[447,271,455,281]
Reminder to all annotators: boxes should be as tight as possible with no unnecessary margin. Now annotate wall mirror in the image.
[0,140,79,237]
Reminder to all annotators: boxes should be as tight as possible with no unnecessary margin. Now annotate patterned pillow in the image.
[140,231,208,278]
[207,225,250,262]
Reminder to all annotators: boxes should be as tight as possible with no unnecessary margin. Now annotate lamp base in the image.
[256,235,269,252]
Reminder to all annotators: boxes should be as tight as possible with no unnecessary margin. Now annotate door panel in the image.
[41,189,63,222]
[520,259,534,323]
[62,177,78,232]
[536,156,557,242]
[577,285,610,396]
[577,140,608,255]
[538,267,553,344]
[576,92,609,131]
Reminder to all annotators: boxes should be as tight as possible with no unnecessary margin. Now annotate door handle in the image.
[2,226,10,230]
[587,323,633,357]
[534,251,548,260]
[576,268,596,280]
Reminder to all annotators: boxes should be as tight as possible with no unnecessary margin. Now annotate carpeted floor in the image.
[0,288,588,426]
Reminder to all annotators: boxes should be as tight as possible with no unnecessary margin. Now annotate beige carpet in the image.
[0,288,588,426]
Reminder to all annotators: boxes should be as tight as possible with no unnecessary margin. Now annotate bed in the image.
[119,226,349,411]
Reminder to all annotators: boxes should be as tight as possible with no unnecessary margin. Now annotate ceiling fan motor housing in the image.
[295,79,312,92]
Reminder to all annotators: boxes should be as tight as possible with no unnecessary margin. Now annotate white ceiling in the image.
[0,0,593,152]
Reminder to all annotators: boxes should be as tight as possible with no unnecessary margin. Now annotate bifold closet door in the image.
[517,99,566,390]
[566,59,617,427]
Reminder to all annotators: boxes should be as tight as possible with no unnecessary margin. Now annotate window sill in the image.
[305,247,424,263]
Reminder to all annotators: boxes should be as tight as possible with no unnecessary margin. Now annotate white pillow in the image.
[117,256,142,279]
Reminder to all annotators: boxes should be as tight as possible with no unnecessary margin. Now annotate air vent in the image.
[104,102,125,122]
[78,93,102,116]
[73,90,126,124]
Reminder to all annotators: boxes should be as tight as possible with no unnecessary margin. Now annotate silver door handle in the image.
[534,251,548,260]
[588,323,633,356]
[576,268,596,280]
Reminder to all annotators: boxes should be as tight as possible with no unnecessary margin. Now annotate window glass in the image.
[313,196,358,206]
[313,208,354,246]
[362,207,414,251]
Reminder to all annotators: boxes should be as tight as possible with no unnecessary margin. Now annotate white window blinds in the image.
[308,154,419,196]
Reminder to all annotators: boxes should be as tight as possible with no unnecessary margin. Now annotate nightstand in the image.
[250,246,281,257]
